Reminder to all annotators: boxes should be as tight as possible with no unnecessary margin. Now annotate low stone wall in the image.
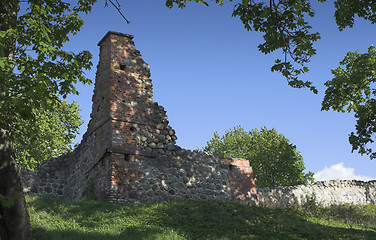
[22,169,376,207]
[21,150,256,204]
[256,180,376,207]
[108,149,230,203]
[20,171,36,194]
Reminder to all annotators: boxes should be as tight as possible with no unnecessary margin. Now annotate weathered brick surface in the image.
[222,158,257,200]
[23,31,257,204]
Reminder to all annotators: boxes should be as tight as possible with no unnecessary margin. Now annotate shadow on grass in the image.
[32,226,169,240]
[28,196,376,240]
[145,200,376,240]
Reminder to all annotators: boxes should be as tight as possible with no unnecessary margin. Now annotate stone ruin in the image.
[23,31,257,204]
[21,31,376,207]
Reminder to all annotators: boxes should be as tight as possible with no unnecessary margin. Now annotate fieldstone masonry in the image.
[23,31,257,204]
[257,180,376,207]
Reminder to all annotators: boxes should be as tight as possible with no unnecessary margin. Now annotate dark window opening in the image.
[120,64,126,71]
[124,154,130,161]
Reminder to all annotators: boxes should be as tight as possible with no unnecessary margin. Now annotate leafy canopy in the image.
[326,1,376,159]
[0,0,96,234]
[0,0,95,132]
[0,0,96,167]
[203,126,314,187]
[13,100,83,171]
[165,0,376,94]
[322,46,376,159]
[166,0,323,93]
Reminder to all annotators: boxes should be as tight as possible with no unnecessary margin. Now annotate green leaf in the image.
[322,46,376,159]
[0,194,14,209]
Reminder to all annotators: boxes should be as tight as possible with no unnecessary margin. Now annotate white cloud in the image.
[314,162,374,181]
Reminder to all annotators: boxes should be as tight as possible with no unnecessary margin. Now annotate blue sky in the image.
[63,0,376,180]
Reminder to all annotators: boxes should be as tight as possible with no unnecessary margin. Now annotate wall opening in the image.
[120,64,126,71]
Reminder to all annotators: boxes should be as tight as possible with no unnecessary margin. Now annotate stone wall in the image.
[23,166,376,207]
[22,31,257,204]
[108,150,230,203]
[24,149,256,204]
[256,180,376,207]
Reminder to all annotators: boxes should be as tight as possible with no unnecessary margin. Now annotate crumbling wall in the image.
[23,31,256,204]
[257,180,376,207]
[27,153,72,198]
[108,150,232,203]
[222,158,257,200]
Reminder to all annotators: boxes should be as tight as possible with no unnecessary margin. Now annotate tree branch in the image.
[105,0,130,24]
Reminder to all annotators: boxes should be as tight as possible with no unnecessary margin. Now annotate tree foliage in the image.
[334,0,376,31]
[13,100,83,171]
[203,126,314,187]
[322,46,376,159]
[165,0,376,93]
[232,0,321,93]
[0,0,94,131]
[166,0,323,93]
[0,1,96,238]
[324,1,376,159]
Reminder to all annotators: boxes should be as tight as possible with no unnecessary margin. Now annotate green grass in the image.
[26,195,376,240]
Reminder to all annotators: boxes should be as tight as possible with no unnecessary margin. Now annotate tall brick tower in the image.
[88,31,177,158]
[62,31,179,200]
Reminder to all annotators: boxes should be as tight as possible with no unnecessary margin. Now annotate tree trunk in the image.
[0,0,32,239]
[0,130,32,240]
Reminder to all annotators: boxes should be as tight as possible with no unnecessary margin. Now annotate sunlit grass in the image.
[26,195,376,240]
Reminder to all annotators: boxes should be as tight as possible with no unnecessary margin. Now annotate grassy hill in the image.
[27,195,376,240]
